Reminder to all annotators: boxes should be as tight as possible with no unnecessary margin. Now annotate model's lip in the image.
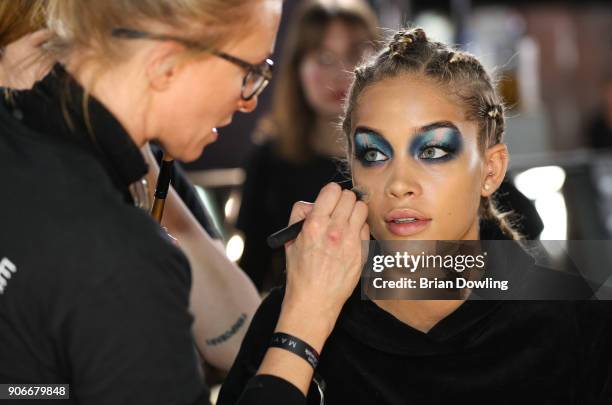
[384,208,431,223]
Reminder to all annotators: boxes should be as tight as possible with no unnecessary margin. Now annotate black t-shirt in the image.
[0,66,209,404]
[218,243,612,404]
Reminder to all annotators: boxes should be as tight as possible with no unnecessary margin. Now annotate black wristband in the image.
[270,332,320,369]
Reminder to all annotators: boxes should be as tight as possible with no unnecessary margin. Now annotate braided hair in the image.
[342,27,521,240]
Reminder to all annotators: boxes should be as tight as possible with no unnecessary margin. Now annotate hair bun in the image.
[447,51,488,77]
[393,28,427,43]
[389,27,427,59]
[483,104,503,120]
[448,51,484,68]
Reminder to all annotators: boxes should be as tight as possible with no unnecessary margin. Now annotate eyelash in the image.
[362,148,389,162]
[354,139,456,166]
[356,147,389,165]
[418,144,453,160]
[357,145,452,163]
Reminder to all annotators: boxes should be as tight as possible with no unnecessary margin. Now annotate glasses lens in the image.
[242,72,267,100]
[242,59,273,100]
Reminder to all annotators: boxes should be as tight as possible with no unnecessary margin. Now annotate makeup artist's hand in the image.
[257,183,369,395]
[278,182,370,349]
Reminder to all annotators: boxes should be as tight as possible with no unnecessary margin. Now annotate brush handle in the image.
[151,155,174,223]
[266,187,366,249]
[266,219,305,249]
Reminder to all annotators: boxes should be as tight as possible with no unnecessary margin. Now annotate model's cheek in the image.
[464,139,483,172]
[413,137,481,185]
[353,167,384,202]
[352,166,386,236]
[455,148,485,207]
[369,207,389,240]
[435,178,481,240]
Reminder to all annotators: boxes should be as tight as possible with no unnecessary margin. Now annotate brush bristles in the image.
[351,185,370,203]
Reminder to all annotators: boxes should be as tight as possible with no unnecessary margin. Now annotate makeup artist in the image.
[0,0,261,371]
[0,0,259,375]
[0,0,369,404]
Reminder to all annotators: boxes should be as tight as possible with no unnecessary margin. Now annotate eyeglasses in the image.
[111,28,274,101]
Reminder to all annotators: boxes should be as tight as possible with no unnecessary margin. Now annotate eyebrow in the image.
[354,126,386,137]
[416,121,460,134]
[354,121,461,140]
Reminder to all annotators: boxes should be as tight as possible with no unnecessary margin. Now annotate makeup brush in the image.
[266,185,369,249]
[150,153,174,223]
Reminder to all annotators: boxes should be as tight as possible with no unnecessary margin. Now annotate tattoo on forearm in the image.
[205,313,247,346]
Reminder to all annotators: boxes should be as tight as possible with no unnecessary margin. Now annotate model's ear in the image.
[481,143,508,197]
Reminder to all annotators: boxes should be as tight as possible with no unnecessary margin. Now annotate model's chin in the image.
[376,226,436,241]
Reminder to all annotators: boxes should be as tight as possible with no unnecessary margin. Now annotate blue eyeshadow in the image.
[353,129,394,166]
[408,127,463,163]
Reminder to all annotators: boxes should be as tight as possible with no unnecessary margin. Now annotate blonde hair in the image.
[45,0,265,66]
[0,0,46,47]
[40,0,270,137]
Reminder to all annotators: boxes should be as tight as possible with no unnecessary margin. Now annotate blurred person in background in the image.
[237,0,379,291]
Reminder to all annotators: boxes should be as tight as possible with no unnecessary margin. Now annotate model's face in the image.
[350,75,486,241]
[299,19,372,118]
[151,0,282,161]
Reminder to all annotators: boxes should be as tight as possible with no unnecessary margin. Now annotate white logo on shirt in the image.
[0,257,17,294]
